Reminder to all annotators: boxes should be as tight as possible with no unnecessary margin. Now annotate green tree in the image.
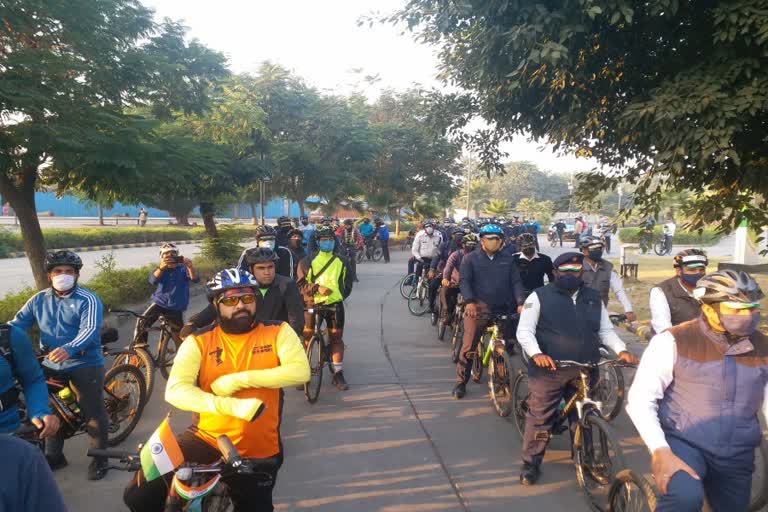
[515,198,556,225]
[0,2,226,288]
[484,199,512,217]
[389,0,768,233]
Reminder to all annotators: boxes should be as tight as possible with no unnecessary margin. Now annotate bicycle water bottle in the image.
[58,387,81,416]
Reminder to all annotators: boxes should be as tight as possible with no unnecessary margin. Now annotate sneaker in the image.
[88,458,109,481]
[451,382,466,399]
[519,462,541,486]
[46,454,69,471]
[332,371,349,391]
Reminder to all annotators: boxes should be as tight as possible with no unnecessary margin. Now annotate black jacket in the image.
[459,249,525,312]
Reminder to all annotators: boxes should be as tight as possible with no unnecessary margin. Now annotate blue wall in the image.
[3,192,301,219]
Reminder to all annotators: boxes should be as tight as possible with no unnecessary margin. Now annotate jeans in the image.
[380,239,390,262]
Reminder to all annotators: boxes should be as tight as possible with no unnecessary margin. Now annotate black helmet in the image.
[374,218,384,226]
[694,270,764,305]
[244,247,280,266]
[518,233,536,247]
[255,225,276,239]
[316,226,336,239]
[287,228,303,238]
[320,216,332,225]
[277,216,292,227]
[45,250,83,272]
[579,235,603,249]
[300,215,309,221]
[343,218,354,226]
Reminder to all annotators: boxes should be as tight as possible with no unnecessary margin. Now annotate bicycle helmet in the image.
[462,233,479,246]
[287,228,303,238]
[693,270,764,305]
[673,249,708,268]
[206,268,258,302]
[244,247,280,266]
[300,215,309,221]
[518,233,536,247]
[479,224,503,237]
[277,216,292,227]
[579,235,603,249]
[316,226,336,239]
[320,216,332,225]
[45,250,83,272]
[159,243,179,256]
[343,218,354,226]
[255,225,276,239]
[443,217,455,224]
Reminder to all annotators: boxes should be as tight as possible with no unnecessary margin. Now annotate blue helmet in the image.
[479,224,503,236]
[206,268,258,302]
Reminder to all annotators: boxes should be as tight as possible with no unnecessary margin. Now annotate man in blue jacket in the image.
[454,224,525,399]
[11,250,109,480]
[0,434,68,512]
[374,219,390,263]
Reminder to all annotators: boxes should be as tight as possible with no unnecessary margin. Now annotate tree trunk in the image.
[250,202,258,225]
[295,193,305,217]
[395,217,401,237]
[98,205,104,226]
[0,173,48,289]
[199,202,219,238]
[176,213,190,226]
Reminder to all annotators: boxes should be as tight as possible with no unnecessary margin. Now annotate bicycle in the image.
[400,230,415,251]
[399,271,416,300]
[511,359,632,510]
[110,308,185,400]
[437,288,459,342]
[653,235,672,256]
[88,434,278,511]
[356,236,383,263]
[477,313,519,417]
[303,304,338,404]
[449,300,465,362]
[407,267,431,316]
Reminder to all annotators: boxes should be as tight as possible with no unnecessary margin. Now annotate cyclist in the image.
[10,251,110,479]
[512,233,554,297]
[579,236,637,322]
[374,218,390,263]
[124,269,310,512]
[440,217,456,240]
[1,434,68,512]
[440,233,478,325]
[275,215,293,247]
[640,215,656,251]
[649,249,709,335]
[527,216,541,250]
[663,217,676,253]
[554,219,567,247]
[357,217,375,242]
[626,270,765,511]
[298,215,315,248]
[573,215,585,248]
[296,226,354,391]
[286,228,306,276]
[409,219,443,280]
[138,243,199,343]
[454,224,525,399]
[428,229,464,312]
[308,216,333,253]
[182,248,305,338]
[238,225,295,279]
[516,252,639,486]
[337,219,362,282]
[0,323,59,437]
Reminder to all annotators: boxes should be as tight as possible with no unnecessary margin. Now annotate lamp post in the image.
[567,180,574,218]
[617,184,624,212]
[465,152,472,219]
[259,176,271,225]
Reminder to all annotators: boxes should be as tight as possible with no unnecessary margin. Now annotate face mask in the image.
[318,240,335,252]
[425,227,434,235]
[52,274,76,292]
[301,220,308,226]
[290,239,301,247]
[588,250,603,261]
[719,311,761,338]
[555,274,583,290]
[680,274,703,287]
[522,248,535,257]
[258,240,276,250]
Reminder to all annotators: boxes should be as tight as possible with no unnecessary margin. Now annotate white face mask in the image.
[425,227,434,235]
[52,274,76,292]
[258,240,276,250]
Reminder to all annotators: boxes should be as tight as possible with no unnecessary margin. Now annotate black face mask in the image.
[301,220,308,226]
[588,250,603,261]
[522,247,535,257]
[218,310,254,334]
[555,274,583,291]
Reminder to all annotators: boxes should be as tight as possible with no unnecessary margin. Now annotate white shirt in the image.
[516,289,628,358]
[626,330,768,454]
[649,281,695,334]
[664,222,677,236]
[411,230,443,260]
[585,260,634,313]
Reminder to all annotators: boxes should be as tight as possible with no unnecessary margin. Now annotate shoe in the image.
[451,383,466,399]
[46,454,69,471]
[88,458,109,481]
[332,371,349,391]
[519,462,541,486]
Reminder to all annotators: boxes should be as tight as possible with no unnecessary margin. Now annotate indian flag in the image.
[140,418,184,482]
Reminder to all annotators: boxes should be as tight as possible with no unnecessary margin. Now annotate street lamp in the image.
[567,180,574,218]
[617,184,624,212]
[259,176,271,225]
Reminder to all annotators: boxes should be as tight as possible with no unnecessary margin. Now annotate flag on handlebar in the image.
[140,417,183,482]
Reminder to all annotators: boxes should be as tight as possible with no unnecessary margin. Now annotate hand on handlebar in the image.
[532,354,557,371]
[624,311,637,323]
[31,414,60,439]
[618,351,640,366]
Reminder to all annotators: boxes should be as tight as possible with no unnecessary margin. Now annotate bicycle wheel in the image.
[304,335,324,404]
[608,469,657,512]
[373,247,384,261]
[104,364,146,446]
[511,370,529,438]
[356,249,364,264]
[450,316,463,363]
[653,240,666,256]
[471,336,486,383]
[408,285,430,316]
[750,440,768,511]
[574,412,627,511]
[488,346,512,417]
[595,363,625,422]
[400,273,416,299]
[157,330,181,380]
[202,490,233,512]
[430,296,441,326]
[437,314,447,341]
[110,347,155,402]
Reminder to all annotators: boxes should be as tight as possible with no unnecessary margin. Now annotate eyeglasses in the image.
[218,294,257,307]
[483,236,502,241]
[721,301,761,310]
[557,264,583,273]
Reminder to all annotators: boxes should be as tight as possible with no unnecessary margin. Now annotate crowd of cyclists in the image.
[0,212,765,512]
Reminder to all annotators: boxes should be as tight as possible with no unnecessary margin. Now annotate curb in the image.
[6,239,206,259]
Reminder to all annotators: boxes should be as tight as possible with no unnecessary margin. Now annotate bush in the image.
[617,227,721,245]
[200,225,246,265]
[0,286,38,323]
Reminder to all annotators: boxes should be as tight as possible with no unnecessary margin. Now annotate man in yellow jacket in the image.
[123,268,310,512]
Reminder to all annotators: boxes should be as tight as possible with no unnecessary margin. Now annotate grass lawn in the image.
[607,255,768,334]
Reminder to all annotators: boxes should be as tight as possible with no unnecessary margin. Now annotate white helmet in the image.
[206,268,258,301]
[160,243,179,256]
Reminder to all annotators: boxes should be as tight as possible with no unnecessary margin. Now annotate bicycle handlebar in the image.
[87,448,139,460]
[109,308,144,319]
[555,359,636,370]
[305,305,338,313]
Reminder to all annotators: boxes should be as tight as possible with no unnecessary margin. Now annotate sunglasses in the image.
[557,264,583,273]
[218,294,257,307]
[483,236,502,241]
[721,301,761,310]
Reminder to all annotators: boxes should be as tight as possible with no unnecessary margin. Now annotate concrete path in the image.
[52,247,654,511]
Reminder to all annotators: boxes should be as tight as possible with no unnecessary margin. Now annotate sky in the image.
[141,0,599,175]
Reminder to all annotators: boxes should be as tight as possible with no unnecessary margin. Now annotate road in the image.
[54,248,654,512]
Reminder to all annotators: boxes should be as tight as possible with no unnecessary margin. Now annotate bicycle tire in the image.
[574,413,627,511]
[750,439,768,511]
[110,347,155,402]
[400,273,416,299]
[408,285,430,316]
[511,370,529,438]
[451,317,463,363]
[373,247,384,261]
[430,298,440,326]
[356,250,364,264]
[157,330,180,380]
[202,491,232,512]
[304,335,324,404]
[653,241,666,256]
[595,362,625,422]
[437,315,447,341]
[608,469,657,512]
[471,335,486,383]
[104,364,146,446]
[488,347,512,417]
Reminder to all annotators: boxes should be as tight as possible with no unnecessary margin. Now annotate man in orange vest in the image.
[123,268,310,512]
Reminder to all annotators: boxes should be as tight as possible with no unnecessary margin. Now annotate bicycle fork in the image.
[481,327,505,367]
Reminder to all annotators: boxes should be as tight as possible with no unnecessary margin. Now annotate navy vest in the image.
[533,284,603,369]
[659,317,768,458]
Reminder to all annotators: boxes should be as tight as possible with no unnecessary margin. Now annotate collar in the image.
[514,251,539,261]
[697,315,755,355]
[584,258,603,271]
[46,286,77,299]
[675,278,695,297]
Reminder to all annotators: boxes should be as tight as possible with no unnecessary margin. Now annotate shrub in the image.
[200,225,246,265]
[617,227,721,246]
